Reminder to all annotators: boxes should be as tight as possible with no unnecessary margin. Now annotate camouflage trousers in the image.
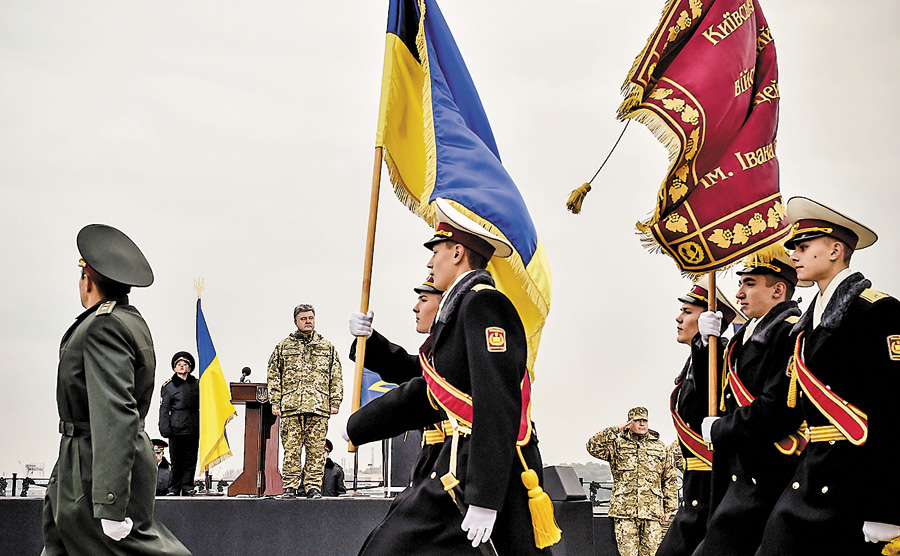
[614,517,662,556]
[280,413,329,491]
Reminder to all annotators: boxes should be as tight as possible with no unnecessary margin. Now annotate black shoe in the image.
[296,487,306,498]
[306,488,322,499]
[282,487,296,499]
[165,492,178,496]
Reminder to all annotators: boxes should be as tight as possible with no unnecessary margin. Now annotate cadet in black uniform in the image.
[346,198,558,556]
[656,276,741,556]
[755,197,900,555]
[692,246,806,556]
[41,224,190,556]
[159,351,200,496]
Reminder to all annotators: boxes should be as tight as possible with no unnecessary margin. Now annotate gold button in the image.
[692,500,698,507]
[821,486,829,494]
[731,475,737,482]
[825,385,831,390]
[792,482,800,490]
[107,493,116,501]
[726,393,732,399]
[430,472,436,479]
[829,440,835,445]
[752,478,757,485]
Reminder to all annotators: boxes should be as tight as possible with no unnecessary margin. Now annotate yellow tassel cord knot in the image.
[566,183,591,214]
[883,536,900,556]
[517,446,562,549]
[786,355,798,408]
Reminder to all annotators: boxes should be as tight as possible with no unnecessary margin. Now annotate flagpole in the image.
[349,146,383,453]
[707,271,718,417]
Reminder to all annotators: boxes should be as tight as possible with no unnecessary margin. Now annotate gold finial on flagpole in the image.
[194,278,205,299]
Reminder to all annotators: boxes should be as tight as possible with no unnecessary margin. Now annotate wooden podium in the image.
[228,383,283,497]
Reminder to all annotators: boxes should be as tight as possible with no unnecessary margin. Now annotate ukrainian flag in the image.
[376,0,552,374]
[361,368,398,407]
[196,299,236,473]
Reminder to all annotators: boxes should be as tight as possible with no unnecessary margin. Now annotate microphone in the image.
[240,367,251,383]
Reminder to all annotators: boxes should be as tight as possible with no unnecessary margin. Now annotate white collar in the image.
[742,317,760,344]
[813,267,853,328]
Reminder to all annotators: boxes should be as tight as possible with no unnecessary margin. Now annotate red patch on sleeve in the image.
[486,327,506,352]
[887,335,900,361]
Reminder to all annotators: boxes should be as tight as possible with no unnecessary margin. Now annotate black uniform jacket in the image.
[657,337,722,556]
[756,273,900,556]
[350,330,426,385]
[348,270,549,556]
[42,297,190,556]
[158,373,199,437]
[694,301,803,556]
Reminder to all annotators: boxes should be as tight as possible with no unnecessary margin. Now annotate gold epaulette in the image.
[160,378,172,389]
[95,300,117,316]
[471,284,495,292]
[860,288,890,303]
[786,315,800,324]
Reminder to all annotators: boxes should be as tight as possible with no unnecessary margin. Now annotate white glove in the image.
[101,517,133,541]
[863,521,900,543]
[349,310,374,338]
[701,416,719,444]
[698,311,723,346]
[461,505,497,548]
[340,420,350,443]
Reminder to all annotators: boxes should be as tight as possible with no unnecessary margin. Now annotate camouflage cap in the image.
[628,407,649,420]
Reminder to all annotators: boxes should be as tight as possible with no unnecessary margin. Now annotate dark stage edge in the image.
[1,497,615,556]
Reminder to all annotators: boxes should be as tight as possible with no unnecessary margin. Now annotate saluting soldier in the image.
[42,224,190,556]
[587,407,678,556]
[692,246,807,556]
[656,276,742,556]
[346,198,558,555]
[755,198,900,555]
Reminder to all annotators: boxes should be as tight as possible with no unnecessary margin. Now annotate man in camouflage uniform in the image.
[267,303,342,499]
[587,407,678,556]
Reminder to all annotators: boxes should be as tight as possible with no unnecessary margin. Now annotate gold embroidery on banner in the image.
[702,0,756,45]
[734,140,777,170]
[767,201,786,228]
[757,25,774,54]
[707,210,780,249]
[678,241,705,264]
[734,67,756,97]
[665,213,690,234]
[754,80,780,107]
[887,335,900,361]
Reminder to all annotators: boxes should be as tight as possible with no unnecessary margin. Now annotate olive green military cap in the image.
[77,224,154,287]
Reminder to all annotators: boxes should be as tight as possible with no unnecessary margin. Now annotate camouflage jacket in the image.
[587,427,678,520]
[267,330,343,417]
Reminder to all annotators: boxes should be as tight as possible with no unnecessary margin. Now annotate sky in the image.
[2,1,900,480]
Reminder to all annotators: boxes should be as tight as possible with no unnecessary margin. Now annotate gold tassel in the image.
[882,535,900,556]
[517,446,562,549]
[786,355,798,408]
[565,182,591,214]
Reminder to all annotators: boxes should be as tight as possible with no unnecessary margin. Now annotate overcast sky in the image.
[2,1,899,480]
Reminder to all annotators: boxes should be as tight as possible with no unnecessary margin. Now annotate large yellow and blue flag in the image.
[376,0,551,374]
[361,368,398,407]
[196,298,236,473]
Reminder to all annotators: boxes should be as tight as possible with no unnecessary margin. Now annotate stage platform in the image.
[1,496,616,555]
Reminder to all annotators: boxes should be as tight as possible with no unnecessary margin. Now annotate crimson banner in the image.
[620,0,789,274]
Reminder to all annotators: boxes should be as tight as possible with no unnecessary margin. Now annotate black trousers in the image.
[167,433,199,494]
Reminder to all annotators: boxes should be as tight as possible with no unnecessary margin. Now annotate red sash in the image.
[670,384,713,466]
[724,342,807,455]
[419,351,533,446]
[791,332,868,445]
